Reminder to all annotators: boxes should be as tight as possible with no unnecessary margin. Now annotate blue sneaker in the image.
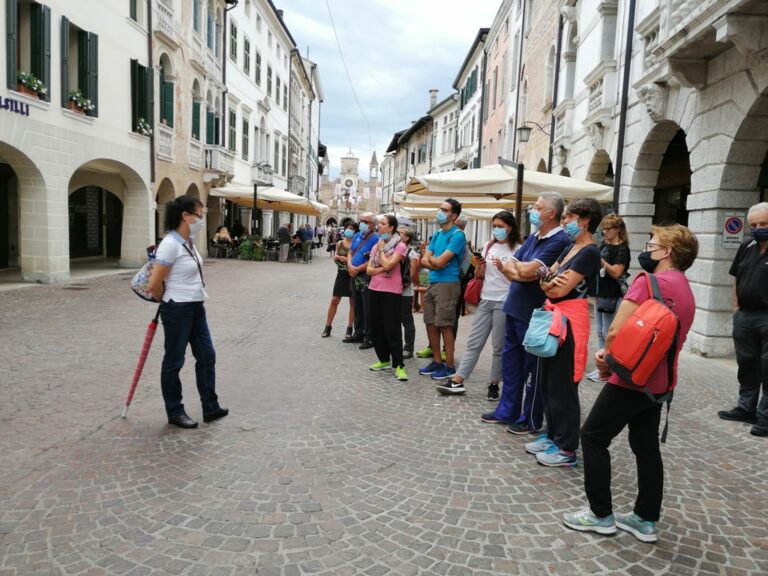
[431,364,456,380]
[615,512,658,543]
[563,508,617,535]
[524,434,555,454]
[535,444,578,467]
[418,360,443,376]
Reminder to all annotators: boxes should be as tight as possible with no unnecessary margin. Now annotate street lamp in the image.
[252,162,273,237]
[517,120,551,143]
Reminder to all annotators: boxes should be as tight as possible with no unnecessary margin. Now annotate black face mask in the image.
[637,251,660,273]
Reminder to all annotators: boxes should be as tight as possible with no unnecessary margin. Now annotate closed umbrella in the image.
[121,306,161,418]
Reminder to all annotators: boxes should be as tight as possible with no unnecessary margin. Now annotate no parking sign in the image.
[722,213,745,248]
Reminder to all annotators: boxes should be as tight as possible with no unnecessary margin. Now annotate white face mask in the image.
[189,215,205,236]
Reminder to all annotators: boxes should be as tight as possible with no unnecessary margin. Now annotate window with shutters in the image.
[191,98,201,140]
[242,118,249,160]
[228,110,237,152]
[129,0,146,27]
[205,107,215,145]
[275,76,281,105]
[130,59,152,133]
[192,0,201,32]
[158,60,174,128]
[243,37,250,75]
[267,66,272,97]
[283,85,287,111]
[61,17,99,116]
[255,51,261,85]
[281,142,287,176]
[274,138,279,172]
[229,23,237,61]
[6,0,51,102]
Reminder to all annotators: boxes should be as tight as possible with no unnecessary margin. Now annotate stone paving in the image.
[0,256,766,576]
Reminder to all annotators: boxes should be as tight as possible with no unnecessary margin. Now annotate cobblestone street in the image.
[0,257,766,576]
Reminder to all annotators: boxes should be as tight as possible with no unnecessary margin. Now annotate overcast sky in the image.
[279,0,503,179]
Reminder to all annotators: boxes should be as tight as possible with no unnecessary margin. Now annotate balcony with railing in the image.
[157,123,174,161]
[154,0,178,47]
[189,140,203,170]
[204,145,234,174]
[287,175,306,195]
[251,162,273,185]
[191,33,205,72]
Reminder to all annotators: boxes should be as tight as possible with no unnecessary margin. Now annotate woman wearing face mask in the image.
[148,195,228,429]
[564,224,698,544]
[436,211,521,400]
[367,214,409,381]
[322,221,358,338]
[524,198,602,467]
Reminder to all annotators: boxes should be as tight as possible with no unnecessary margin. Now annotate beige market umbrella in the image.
[210,185,328,216]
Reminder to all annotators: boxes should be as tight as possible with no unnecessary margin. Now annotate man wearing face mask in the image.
[719,202,768,437]
[418,199,466,381]
[481,191,571,434]
[344,212,380,349]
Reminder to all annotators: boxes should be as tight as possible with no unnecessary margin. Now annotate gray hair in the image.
[361,211,374,220]
[747,202,768,218]
[456,214,468,230]
[538,191,565,220]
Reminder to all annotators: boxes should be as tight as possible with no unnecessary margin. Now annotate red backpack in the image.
[605,272,680,441]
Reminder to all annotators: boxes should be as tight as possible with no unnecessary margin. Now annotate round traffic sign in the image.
[725,217,743,234]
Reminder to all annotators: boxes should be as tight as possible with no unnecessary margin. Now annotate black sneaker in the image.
[717,407,757,424]
[487,383,500,401]
[750,422,768,437]
[436,380,466,395]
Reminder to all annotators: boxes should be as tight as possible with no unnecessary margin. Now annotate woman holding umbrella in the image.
[148,195,228,429]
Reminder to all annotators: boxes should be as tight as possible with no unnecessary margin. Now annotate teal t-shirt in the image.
[428,226,466,283]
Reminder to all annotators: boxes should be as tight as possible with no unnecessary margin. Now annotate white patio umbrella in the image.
[210,184,328,216]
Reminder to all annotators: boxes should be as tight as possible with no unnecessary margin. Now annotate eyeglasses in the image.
[645,242,664,251]
[602,227,615,232]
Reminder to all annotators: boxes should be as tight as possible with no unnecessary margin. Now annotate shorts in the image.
[423,282,461,327]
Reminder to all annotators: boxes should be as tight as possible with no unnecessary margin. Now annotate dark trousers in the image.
[160,301,219,417]
[581,384,664,521]
[351,276,371,342]
[401,295,415,352]
[733,309,768,423]
[496,315,543,428]
[370,289,404,368]
[540,326,581,451]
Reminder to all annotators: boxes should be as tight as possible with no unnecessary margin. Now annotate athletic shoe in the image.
[524,434,555,454]
[480,412,511,424]
[563,508,617,536]
[486,383,500,401]
[395,365,408,381]
[750,422,768,437]
[440,351,448,361]
[585,369,602,383]
[615,512,658,543]
[369,361,392,371]
[402,350,414,359]
[506,422,532,435]
[431,365,456,380]
[536,445,578,467]
[418,360,443,376]
[717,407,758,424]
[416,346,433,358]
[436,380,466,395]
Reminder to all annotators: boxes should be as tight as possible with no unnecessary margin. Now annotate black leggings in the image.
[369,289,404,368]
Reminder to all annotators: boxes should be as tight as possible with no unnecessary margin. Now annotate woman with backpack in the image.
[563,224,698,543]
[147,195,228,429]
[398,226,420,359]
[586,214,631,382]
[436,211,521,400]
[366,214,408,381]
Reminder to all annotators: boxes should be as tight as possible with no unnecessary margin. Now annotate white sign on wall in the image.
[722,212,746,248]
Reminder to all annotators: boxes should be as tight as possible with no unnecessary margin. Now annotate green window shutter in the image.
[88,32,98,116]
[214,115,220,145]
[137,63,146,127]
[78,31,88,94]
[147,66,154,126]
[30,4,42,83]
[130,0,137,21]
[192,100,200,140]
[60,16,69,106]
[162,80,174,128]
[6,0,18,89]
[41,5,51,102]
[206,111,214,145]
[130,59,138,129]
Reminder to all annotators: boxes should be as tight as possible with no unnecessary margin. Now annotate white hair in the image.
[747,202,768,218]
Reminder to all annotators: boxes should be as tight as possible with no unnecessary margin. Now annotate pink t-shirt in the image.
[369,242,408,294]
[608,270,695,395]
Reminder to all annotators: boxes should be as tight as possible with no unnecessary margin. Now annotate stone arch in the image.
[68,159,150,268]
[155,177,176,240]
[536,158,547,172]
[158,51,174,77]
[587,149,614,186]
[0,142,48,281]
[186,183,201,199]
[560,167,570,177]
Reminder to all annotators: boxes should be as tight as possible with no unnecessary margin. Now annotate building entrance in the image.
[0,164,19,269]
[68,187,123,259]
[653,129,691,226]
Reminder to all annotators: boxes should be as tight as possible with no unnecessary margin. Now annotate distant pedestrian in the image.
[148,195,228,429]
[322,221,358,339]
[563,224,698,543]
[299,223,313,264]
[277,222,292,263]
[315,223,326,246]
[718,201,768,437]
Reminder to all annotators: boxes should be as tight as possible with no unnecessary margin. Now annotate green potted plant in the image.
[135,117,152,136]
[68,89,95,114]
[17,71,46,98]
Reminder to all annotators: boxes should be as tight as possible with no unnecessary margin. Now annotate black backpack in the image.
[401,247,413,289]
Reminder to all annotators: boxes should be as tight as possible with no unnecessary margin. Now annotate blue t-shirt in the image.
[502,228,571,322]
[350,232,380,268]
[549,244,601,303]
[427,225,466,283]
[298,227,313,242]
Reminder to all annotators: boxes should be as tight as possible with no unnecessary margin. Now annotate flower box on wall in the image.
[68,101,85,115]
[17,84,38,98]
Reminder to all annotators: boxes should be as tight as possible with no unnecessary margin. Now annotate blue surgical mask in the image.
[436,210,449,224]
[752,227,768,242]
[380,232,391,241]
[565,220,581,240]
[343,229,354,238]
[529,210,542,228]
[492,227,508,242]
[360,222,369,234]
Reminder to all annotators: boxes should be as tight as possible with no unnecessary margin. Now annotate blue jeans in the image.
[595,297,621,349]
[495,314,543,430]
[160,301,219,417]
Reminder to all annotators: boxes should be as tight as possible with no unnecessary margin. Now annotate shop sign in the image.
[0,96,31,117]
